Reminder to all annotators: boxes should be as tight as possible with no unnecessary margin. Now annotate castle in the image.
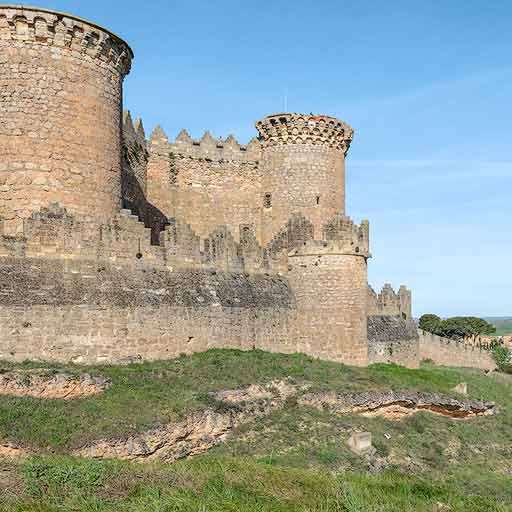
[0,5,495,370]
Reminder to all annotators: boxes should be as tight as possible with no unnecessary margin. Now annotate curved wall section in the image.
[256,113,353,244]
[0,6,132,234]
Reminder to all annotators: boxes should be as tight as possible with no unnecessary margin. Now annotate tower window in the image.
[316,195,320,205]
[264,193,272,208]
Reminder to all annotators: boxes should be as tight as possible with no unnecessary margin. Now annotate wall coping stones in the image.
[255,113,354,154]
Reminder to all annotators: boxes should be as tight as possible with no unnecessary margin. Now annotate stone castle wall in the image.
[289,251,368,366]
[0,6,133,235]
[257,114,352,245]
[143,113,354,247]
[0,6,494,372]
[418,330,496,371]
[367,321,495,370]
[0,258,295,364]
[145,126,263,245]
[367,316,420,368]
[368,284,412,319]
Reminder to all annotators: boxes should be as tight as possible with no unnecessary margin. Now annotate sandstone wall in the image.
[256,114,353,245]
[287,252,368,366]
[367,284,412,319]
[0,258,295,364]
[367,315,420,368]
[145,128,263,244]
[418,330,496,370]
[259,145,345,244]
[0,6,133,234]
[170,156,262,244]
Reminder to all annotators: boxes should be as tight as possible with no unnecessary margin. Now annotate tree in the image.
[418,314,442,334]
[437,317,469,341]
[419,315,496,342]
[438,316,495,342]
[463,316,496,342]
[434,316,496,342]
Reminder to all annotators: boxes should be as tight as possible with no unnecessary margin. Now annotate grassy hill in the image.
[0,350,511,511]
[486,317,512,336]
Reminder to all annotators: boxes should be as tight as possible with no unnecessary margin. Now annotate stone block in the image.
[347,432,372,455]
[453,382,467,395]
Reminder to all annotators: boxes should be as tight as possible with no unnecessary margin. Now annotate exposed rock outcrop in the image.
[74,383,495,462]
[0,444,30,459]
[299,390,495,420]
[0,369,109,400]
[75,380,298,462]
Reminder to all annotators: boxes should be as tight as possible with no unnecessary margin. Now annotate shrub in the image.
[491,345,511,372]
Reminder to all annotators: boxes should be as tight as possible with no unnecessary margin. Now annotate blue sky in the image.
[22,0,511,316]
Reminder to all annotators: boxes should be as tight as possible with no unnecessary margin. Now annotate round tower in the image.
[256,113,353,244]
[256,112,368,366]
[0,6,133,234]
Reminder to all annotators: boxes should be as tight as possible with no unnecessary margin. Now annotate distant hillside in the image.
[485,317,512,336]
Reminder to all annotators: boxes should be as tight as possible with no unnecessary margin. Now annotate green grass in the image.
[494,325,512,337]
[0,349,511,511]
[0,455,510,511]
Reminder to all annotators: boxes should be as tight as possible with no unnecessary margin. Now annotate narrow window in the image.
[264,193,272,209]
[316,195,320,205]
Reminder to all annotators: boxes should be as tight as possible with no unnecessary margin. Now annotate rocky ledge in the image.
[0,369,110,400]
[75,383,495,462]
[299,390,495,420]
[75,380,297,462]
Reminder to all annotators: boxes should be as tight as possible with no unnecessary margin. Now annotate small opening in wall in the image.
[264,193,272,208]
[402,312,407,320]
[316,195,320,205]
[136,252,143,259]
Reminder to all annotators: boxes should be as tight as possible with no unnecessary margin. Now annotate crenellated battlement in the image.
[0,5,133,76]
[148,126,262,163]
[256,113,354,155]
[368,283,412,319]
[123,111,147,149]
[323,213,370,256]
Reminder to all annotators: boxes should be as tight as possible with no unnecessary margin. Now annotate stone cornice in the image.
[255,113,354,155]
[0,5,133,76]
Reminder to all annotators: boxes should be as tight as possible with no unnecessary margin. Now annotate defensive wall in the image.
[0,5,495,371]
[418,330,495,371]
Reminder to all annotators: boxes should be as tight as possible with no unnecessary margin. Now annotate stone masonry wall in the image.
[259,145,345,245]
[418,330,496,371]
[287,252,369,366]
[367,315,420,368]
[145,126,263,245]
[256,114,353,246]
[368,284,412,319]
[0,258,295,364]
[0,6,133,234]
[1,6,479,372]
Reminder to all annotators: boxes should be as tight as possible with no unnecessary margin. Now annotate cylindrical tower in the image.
[0,6,133,234]
[287,219,370,367]
[256,113,353,244]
